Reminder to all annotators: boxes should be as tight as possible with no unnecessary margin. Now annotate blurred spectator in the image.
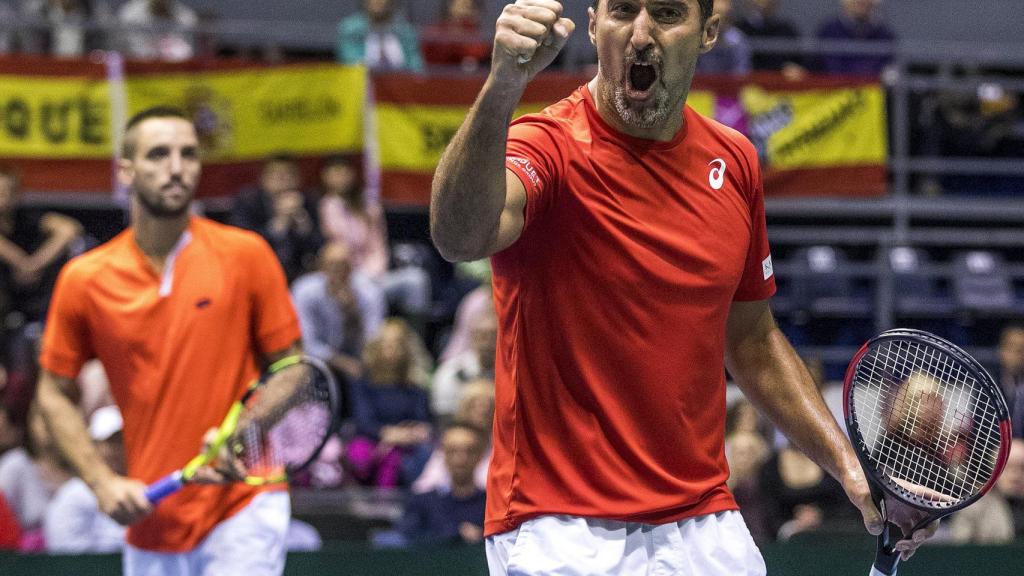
[760,441,854,540]
[0,404,53,549]
[949,438,1024,542]
[997,324,1024,404]
[0,491,19,549]
[438,260,492,363]
[396,422,487,545]
[735,0,806,77]
[230,154,322,282]
[345,318,434,487]
[18,0,111,57]
[116,0,196,61]
[815,0,895,76]
[43,405,126,553]
[421,0,490,71]
[413,378,493,494]
[1002,438,1024,537]
[337,0,423,73]
[725,429,772,543]
[917,71,1023,196]
[318,155,431,328]
[432,306,496,420]
[0,164,84,325]
[292,242,387,385]
[695,0,751,75]
[726,397,773,442]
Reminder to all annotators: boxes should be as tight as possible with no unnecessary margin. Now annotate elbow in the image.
[432,240,484,263]
[429,219,490,263]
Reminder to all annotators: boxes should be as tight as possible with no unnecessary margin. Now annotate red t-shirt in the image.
[40,217,301,552]
[489,85,776,536]
[0,492,21,549]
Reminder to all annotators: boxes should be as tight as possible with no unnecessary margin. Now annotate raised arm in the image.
[430,0,574,262]
[34,369,151,525]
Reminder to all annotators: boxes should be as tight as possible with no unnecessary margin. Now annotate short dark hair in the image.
[322,153,356,170]
[121,106,192,158]
[592,0,714,22]
[263,152,299,168]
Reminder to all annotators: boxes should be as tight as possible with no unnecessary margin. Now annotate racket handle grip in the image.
[872,523,902,576]
[145,472,184,504]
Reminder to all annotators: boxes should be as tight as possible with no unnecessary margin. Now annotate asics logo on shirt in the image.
[708,159,726,190]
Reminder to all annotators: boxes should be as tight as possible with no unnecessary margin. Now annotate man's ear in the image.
[588,6,597,47]
[117,157,134,189]
[700,14,721,54]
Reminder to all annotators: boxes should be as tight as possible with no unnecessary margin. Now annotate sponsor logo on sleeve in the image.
[762,255,774,280]
[507,156,541,190]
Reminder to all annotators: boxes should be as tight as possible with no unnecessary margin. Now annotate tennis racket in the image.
[145,355,340,504]
[843,329,1012,576]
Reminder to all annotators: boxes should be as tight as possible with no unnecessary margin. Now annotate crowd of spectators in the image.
[0,0,899,75]
[1,0,1023,557]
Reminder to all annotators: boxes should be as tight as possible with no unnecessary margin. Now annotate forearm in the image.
[430,78,525,262]
[727,321,859,485]
[34,372,116,489]
[29,221,81,270]
[0,236,27,267]
[24,237,72,275]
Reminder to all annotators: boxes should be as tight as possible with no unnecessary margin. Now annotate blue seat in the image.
[788,246,873,319]
[887,246,956,317]
[952,250,1016,314]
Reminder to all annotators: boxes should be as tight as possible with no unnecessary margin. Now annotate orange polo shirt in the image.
[40,217,301,552]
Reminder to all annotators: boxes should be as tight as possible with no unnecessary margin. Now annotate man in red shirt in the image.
[35,107,302,575]
[431,1,937,573]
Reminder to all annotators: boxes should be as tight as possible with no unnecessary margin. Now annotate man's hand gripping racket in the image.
[844,329,1013,576]
[145,355,340,503]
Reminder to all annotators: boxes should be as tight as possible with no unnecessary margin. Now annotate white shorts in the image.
[485,511,766,576]
[123,491,290,576]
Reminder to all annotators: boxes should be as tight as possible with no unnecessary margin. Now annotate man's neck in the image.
[132,205,191,261]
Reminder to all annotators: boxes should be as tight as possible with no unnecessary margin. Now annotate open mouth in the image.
[628,63,658,97]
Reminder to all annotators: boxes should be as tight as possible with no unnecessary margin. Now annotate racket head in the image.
[230,355,341,485]
[843,328,1012,517]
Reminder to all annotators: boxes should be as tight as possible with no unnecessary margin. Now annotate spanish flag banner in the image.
[375,72,887,205]
[1,57,365,197]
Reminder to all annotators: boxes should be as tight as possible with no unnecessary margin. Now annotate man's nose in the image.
[630,9,655,53]
[169,151,183,175]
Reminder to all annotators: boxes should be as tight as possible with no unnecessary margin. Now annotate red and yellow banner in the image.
[1,55,886,202]
[1,57,364,197]
[375,72,887,205]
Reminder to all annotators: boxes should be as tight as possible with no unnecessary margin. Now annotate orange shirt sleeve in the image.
[39,262,94,378]
[246,235,302,356]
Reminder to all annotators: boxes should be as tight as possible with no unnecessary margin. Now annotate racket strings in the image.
[235,363,333,476]
[853,339,1002,508]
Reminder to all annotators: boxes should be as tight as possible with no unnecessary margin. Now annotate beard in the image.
[134,182,193,219]
[611,85,672,129]
[600,48,677,130]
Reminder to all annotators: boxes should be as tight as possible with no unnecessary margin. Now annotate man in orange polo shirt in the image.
[34,106,303,575]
